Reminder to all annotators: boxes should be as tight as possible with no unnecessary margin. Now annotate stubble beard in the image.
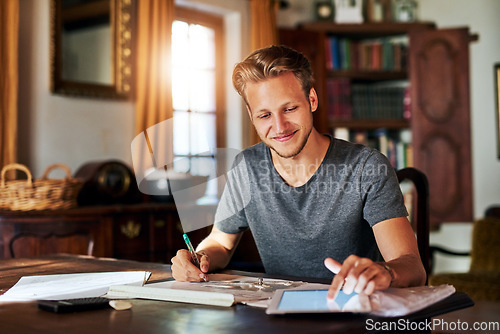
[266,125,313,159]
[255,105,315,159]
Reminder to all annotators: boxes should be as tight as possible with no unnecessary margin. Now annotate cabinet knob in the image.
[121,220,141,239]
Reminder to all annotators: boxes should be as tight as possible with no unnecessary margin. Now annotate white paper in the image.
[0,271,151,302]
[156,274,305,303]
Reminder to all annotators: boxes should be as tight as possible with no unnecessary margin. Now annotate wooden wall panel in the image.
[410,28,473,228]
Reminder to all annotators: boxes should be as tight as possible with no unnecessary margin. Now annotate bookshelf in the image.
[279,23,474,228]
[280,22,435,170]
[331,118,409,129]
[299,22,436,36]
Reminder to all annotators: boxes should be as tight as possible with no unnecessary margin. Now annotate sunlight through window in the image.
[171,16,221,200]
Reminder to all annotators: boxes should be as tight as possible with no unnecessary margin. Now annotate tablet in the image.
[266,289,371,314]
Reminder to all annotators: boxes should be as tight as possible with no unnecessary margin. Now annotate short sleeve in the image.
[214,153,252,234]
[360,151,408,226]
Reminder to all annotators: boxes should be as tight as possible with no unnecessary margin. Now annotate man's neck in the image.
[271,130,330,187]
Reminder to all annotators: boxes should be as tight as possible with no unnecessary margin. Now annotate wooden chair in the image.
[429,207,500,301]
[396,167,431,281]
[229,167,432,280]
[485,205,500,219]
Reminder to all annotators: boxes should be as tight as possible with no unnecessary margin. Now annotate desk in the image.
[0,255,478,334]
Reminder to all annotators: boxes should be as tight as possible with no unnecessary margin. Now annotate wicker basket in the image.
[0,163,83,211]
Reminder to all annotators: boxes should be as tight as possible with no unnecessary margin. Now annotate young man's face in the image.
[245,72,318,159]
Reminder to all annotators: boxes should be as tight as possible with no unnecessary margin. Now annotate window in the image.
[171,8,224,199]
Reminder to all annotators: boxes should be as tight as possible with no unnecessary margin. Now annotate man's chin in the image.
[267,142,305,159]
[261,132,310,159]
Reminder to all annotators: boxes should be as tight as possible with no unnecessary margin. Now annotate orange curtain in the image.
[135,0,175,135]
[248,0,279,146]
[0,0,19,170]
[250,0,279,51]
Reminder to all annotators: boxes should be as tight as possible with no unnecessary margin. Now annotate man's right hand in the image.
[171,249,210,282]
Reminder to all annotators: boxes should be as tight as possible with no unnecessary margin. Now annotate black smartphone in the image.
[37,297,111,313]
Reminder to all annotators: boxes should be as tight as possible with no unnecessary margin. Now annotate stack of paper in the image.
[0,271,151,302]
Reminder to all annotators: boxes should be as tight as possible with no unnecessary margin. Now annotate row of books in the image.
[325,36,409,72]
[334,128,413,170]
[326,78,411,121]
[326,78,352,120]
[352,83,409,120]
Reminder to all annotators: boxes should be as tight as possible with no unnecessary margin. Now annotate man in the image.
[171,45,426,300]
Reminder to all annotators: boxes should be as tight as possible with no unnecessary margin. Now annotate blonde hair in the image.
[232,45,314,104]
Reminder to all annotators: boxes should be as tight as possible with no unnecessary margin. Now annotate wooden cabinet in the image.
[0,203,213,262]
[279,22,474,228]
[113,212,154,262]
[409,27,473,227]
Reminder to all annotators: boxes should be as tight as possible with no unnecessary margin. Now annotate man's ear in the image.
[309,88,318,112]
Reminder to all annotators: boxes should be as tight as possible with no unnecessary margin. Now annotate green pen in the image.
[183,233,201,268]
[183,233,207,281]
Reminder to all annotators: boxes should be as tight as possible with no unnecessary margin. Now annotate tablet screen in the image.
[266,289,371,314]
[278,290,353,311]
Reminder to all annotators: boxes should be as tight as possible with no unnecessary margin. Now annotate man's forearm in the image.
[385,253,426,288]
[195,235,239,272]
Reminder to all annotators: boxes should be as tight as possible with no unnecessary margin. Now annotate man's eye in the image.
[285,106,297,112]
[258,113,270,119]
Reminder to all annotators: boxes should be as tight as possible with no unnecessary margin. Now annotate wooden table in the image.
[0,255,480,334]
[431,300,500,333]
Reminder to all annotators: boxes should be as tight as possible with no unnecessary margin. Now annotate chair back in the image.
[469,217,500,272]
[396,167,430,280]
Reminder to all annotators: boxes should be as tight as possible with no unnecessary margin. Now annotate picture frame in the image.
[334,0,364,23]
[366,0,392,22]
[496,63,500,159]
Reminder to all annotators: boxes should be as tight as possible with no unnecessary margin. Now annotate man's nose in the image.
[274,114,288,133]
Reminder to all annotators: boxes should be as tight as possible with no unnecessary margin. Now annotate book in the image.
[326,78,352,120]
[325,38,333,70]
[107,284,235,307]
[334,127,350,141]
[330,37,341,70]
[325,36,409,73]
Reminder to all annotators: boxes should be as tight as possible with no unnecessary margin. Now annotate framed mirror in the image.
[496,63,500,159]
[50,0,134,99]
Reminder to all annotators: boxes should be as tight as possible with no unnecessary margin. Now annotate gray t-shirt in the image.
[215,136,408,279]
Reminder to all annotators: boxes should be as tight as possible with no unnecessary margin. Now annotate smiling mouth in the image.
[273,130,298,142]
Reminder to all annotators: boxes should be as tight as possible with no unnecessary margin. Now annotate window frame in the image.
[173,6,226,155]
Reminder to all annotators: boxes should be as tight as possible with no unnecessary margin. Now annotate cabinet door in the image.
[409,27,473,228]
[149,213,169,263]
[113,214,150,261]
[0,217,106,258]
